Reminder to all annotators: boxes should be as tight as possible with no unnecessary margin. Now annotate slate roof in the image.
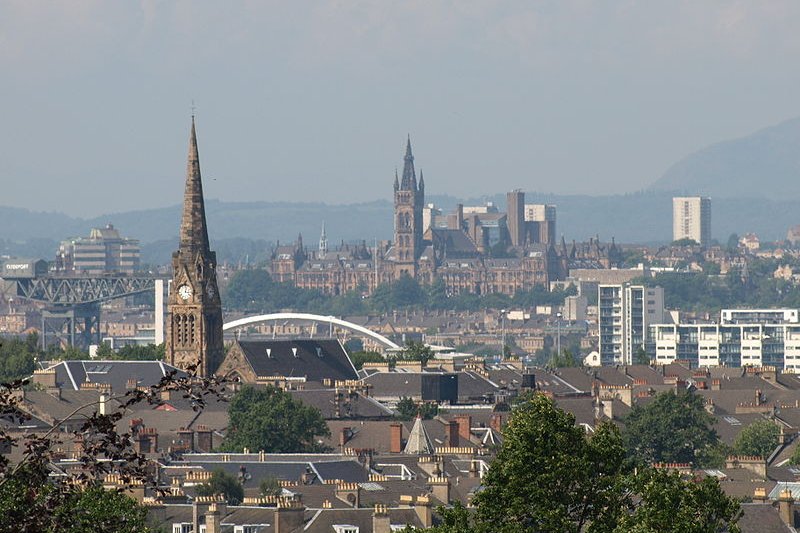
[236,339,358,382]
[43,360,182,393]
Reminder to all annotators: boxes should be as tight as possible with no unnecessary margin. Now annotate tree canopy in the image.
[220,385,331,453]
[411,393,740,533]
[733,419,780,459]
[622,390,719,466]
[196,469,245,505]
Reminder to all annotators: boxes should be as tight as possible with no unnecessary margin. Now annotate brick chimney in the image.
[445,421,459,446]
[489,414,503,434]
[178,428,194,452]
[428,476,451,504]
[339,427,351,448]
[455,415,472,441]
[274,497,305,533]
[196,426,213,453]
[414,496,432,528]
[778,489,796,527]
[390,423,403,453]
[335,483,361,508]
[372,504,391,533]
[205,503,221,533]
[753,487,768,504]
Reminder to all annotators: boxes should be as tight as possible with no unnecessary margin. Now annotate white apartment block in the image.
[598,284,664,365]
[672,196,711,246]
[649,309,800,371]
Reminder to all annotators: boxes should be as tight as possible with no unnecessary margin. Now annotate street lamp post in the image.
[556,311,562,358]
[500,309,506,360]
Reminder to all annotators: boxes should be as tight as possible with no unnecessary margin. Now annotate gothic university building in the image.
[271,138,622,297]
[165,118,224,377]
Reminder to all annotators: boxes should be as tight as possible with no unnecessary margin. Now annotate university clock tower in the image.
[165,117,224,377]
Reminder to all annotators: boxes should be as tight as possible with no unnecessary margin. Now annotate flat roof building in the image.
[673,196,711,246]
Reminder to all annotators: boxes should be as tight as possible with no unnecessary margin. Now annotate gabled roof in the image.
[235,339,358,382]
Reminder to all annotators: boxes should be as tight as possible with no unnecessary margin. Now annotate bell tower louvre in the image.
[164,117,224,377]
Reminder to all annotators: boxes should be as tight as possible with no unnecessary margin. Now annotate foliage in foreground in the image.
[408,394,741,533]
[0,362,228,532]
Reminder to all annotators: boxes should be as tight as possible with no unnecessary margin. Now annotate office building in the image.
[672,196,711,246]
[599,284,664,365]
[56,224,140,274]
[524,203,556,245]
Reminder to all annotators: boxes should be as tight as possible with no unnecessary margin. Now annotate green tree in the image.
[732,419,780,459]
[115,343,165,361]
[623,391,718,466]
[196,468,245,505]
[395,397,438,421]
[633,346,650,365]
[0,337,36,382]
[348,351,384,370]
[95,342,115,359]
[259,476,282,497]
[470,394,630,532]
[220,385,330,453]
[396,341,434,365]
[409,394,741,533]
[613,468,741,533]
[671,237,699,247]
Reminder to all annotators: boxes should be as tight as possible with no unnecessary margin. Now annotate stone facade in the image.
[164,118,224,377]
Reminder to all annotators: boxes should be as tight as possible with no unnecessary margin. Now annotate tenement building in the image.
[270,139,622,297]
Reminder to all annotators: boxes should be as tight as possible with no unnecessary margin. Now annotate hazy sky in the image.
[1,1,799,217]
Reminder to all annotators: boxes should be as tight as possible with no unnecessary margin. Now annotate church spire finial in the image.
[179,117,210,256]
[400,136,417,191]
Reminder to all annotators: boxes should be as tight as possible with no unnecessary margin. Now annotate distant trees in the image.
[223,267,580,314]
[395,397,438,421]
[623,390,719,466]
[733,419,780,459]
[0,333,37,382]
[220,385,330,454]
[348,350,384,370]
[196,469,244,505]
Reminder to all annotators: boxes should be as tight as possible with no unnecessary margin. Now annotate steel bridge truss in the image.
[12,275,157,305]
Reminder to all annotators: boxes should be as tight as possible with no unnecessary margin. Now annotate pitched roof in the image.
[235,339,357,382]
[403,416,433,455]
[43,360,182,393]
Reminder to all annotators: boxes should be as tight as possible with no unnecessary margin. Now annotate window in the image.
[333,526,359,533]
[172,524,192,533]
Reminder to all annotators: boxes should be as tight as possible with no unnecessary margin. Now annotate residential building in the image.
[599,284,664,365]
[649,308,800,370]
[56,224,140,274]
[672,196,711,246]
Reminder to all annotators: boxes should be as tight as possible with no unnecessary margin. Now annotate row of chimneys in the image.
[383,415,503,453]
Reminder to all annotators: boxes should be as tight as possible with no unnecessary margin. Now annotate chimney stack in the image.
[390,423,403,453]
[372,504,391,533]
[489,414,503,434]
[445,421,459,446]
[778,489,795,527]
[196,426,213,453]
[455,415,472,441]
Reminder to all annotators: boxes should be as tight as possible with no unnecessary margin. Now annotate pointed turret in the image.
[179,117,211,257]
[403,414,433,455]
[394,169,399,192]
[418,169,425,193]
[400,136,417,191]
[319,221,328,258]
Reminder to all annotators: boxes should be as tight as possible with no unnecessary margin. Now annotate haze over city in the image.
[2,1,800,216]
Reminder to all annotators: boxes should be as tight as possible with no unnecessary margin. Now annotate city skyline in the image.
[1,2,800,216]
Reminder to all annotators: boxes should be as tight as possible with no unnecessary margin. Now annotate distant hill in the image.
[650,117,800,200]
[5,192,800,265]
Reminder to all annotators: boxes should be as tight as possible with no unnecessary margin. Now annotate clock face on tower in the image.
[178,284,193,301]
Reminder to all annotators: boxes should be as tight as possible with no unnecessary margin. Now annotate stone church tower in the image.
[393,137,424,277]
[165,117,224,377]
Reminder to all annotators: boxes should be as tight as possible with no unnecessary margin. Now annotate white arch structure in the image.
[223,312,401,350]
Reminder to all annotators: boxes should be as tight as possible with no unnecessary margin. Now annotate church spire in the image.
[319,221,328,258]
[400,135,417,191]
[393,169,399,192]
[179,116,211,256]
[418,169,425,192]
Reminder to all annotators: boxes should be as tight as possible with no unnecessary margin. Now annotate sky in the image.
[1,1,799,217]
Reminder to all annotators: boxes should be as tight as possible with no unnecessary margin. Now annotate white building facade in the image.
[672,196,711,246]
[598,284,664,365]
